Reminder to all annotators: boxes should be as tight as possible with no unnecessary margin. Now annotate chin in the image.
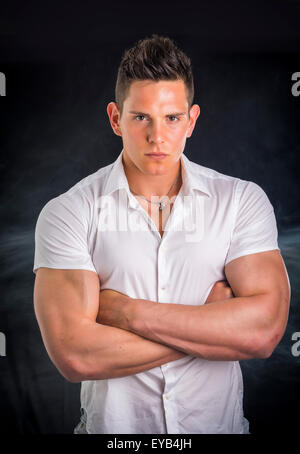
[142,162,169,175]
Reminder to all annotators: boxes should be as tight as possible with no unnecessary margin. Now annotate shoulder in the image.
[185,156,273,212]
[189,159,239,183]
[185,156,253,196]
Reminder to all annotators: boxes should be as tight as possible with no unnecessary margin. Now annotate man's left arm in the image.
[98,250,290,361]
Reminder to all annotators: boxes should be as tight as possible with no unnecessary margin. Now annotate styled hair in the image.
[115,34,194,116]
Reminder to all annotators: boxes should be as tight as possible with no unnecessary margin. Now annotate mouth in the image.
[145,153,168,160]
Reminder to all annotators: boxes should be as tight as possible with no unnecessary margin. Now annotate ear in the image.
[107,102,122,137]
[186,104,200,138]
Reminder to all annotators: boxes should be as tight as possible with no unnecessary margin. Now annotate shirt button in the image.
[165,393,171,400]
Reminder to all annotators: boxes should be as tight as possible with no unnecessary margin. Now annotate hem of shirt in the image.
[225,246,280,266]
[33,264,97,274]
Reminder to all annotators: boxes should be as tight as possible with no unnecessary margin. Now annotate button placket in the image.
[163,393,179,434]
[127,192,161,240]
[157,245,168,301]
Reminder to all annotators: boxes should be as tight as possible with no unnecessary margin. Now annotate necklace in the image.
[130,172,180,211]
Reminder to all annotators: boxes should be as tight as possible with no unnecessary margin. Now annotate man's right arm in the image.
[33,267,186,382]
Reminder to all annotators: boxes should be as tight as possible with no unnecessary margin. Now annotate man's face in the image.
[108,79,200,176]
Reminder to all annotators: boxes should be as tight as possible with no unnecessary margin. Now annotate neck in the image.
[122,154,182,199]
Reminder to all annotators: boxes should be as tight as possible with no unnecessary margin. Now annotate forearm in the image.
[69,318,186,381]
[125,294,274,360]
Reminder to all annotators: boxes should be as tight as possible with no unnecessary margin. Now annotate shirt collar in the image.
[180,153,211,197]
[102,150,130,196]
[102,149,211,198]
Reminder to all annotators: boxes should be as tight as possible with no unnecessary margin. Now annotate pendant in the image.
[159,196,168,211]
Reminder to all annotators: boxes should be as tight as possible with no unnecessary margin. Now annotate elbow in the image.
[249,326,285,359]
[63,368,83,384]
[59,354,109,382]
[54,354,90,383]
[252,341,275,359]
[56,360,82,383]
[249,295,289,359]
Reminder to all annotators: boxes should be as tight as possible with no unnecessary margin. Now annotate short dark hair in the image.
[115,35,194,116]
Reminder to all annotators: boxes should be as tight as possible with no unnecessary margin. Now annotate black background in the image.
[0,0,300,435]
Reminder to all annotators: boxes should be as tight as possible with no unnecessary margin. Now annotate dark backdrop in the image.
[0,0,300,434]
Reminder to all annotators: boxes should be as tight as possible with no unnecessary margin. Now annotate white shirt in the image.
[33,150,280,434]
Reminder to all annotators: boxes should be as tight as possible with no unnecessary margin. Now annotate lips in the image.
[145,153,168,160]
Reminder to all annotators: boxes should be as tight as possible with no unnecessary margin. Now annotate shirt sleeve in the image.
[225,180,280,266]
[33,192,97,274]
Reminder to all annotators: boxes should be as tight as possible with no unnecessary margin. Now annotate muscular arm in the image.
[33,267,186,383]
[99,250,290,361]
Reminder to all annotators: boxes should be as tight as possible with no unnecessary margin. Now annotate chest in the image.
[135,197,175,238]
[91,195,233,303]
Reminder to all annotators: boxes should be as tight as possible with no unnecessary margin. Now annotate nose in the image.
[147,120,164,144]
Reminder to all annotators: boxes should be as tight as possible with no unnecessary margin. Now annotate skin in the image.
[107,79,200,236]
[34,79,290,382]
[34,269,232,382]
[101,79,290,360]
[107,79,200,199]
[97,250,290,360]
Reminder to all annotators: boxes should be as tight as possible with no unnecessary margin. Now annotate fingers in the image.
[217,281,234,298]
[215,280,228,288]
[205,280,234,304]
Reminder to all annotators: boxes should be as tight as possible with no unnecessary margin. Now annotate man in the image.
[33,35,290,434]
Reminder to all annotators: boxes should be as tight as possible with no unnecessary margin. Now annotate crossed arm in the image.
[97,250,290,361]
[34,250,290,382]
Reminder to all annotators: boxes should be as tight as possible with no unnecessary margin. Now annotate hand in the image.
[205,280,234,305]
[97,288,131,329]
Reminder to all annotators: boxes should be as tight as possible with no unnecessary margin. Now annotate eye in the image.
[135,115,147,121]
[168,115,179,122]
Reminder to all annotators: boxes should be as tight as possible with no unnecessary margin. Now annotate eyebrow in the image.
[129,111,186,116]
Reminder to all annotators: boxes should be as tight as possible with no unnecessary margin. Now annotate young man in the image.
[33,35,290,434]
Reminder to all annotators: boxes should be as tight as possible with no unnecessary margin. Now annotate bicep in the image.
[33,267,100,375]
[225,250,290,298]
[225,250,290,333]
